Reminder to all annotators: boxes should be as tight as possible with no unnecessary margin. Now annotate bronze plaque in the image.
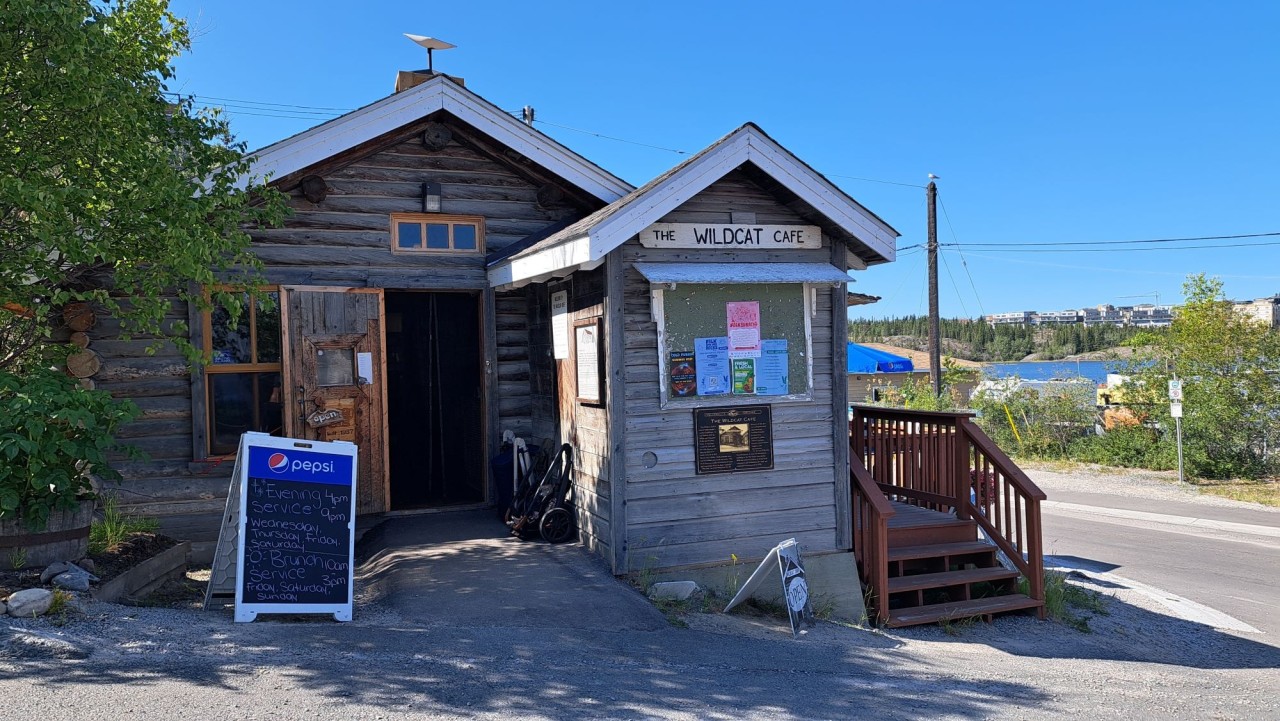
[693,404,773,475]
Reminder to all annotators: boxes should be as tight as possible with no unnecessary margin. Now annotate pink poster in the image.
[726,301,761,358]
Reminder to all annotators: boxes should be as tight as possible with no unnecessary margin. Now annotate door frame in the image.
[382,288,492,507]
[279,285,390,512]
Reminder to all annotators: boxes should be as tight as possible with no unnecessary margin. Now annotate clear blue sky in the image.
[169,0,1280,319]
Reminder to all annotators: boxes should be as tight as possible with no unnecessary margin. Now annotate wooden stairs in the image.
[849,406,1048,629]
[883,503,1041,627]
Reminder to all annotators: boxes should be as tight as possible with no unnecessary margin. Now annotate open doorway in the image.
[385,291,485,509]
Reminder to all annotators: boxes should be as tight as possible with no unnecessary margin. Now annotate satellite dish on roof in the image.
[404,34,456,72]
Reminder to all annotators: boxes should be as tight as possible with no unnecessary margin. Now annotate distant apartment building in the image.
[990,311,1034,325]
[984,303,1174,328]
[1233,295,1280,328]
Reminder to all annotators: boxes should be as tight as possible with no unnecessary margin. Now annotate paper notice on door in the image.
[694,337,730,396]
[356,352,373,386]
[551,290,569,359]
[755,339,788,395]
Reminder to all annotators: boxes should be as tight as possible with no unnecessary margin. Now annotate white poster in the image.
[551,290,569,359]
[694,337,731,396]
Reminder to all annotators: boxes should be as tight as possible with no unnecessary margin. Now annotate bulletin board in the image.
[655,283,812,407]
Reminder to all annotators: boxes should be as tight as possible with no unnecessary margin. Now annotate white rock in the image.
[5,588,54,618]
[649,581,699,601]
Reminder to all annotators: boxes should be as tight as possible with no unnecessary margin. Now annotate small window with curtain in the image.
[390,213,484,254]
[203,289,283,456]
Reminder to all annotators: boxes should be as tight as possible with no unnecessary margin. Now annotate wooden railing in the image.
[849,405,1047,613]
[850,455,895,625]
[850,406,972,518]
[962,417,1047,607]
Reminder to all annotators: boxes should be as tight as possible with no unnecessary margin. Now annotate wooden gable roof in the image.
[244,74,633,204]
[487,123,899,289]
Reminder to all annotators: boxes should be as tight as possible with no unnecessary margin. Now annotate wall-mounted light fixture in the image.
[421,181,441,213]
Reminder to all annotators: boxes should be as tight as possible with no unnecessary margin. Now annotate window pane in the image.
[397,222,422,249]
[255,292,281,363]
[210,295,251,364]
[426,224,450,249]
[454,224,477,250]
[316,348,355,386]
[208,372,282,455]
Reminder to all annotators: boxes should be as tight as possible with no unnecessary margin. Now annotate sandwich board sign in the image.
[205,432,358,622]
[722,538,815,637]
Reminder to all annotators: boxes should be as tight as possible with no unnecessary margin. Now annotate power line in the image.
[529,117,689,155]
[164,91,354,113]
[952,249,1280,279]
[938,198,986,316]
[939,252,970,317]
[953,231,1280,248]
[823,173,925,189]
[942,240,1280,253]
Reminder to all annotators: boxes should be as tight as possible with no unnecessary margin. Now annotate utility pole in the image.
[927,179,941,396]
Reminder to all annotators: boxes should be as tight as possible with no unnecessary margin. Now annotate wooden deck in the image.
[850,406,1046,628]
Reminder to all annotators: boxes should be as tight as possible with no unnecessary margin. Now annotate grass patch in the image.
[1025,570,1110,632]
[1193,479,1280,507]
[89,496,159,555]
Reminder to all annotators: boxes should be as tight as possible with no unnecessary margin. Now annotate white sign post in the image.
[1170,379,1185,484]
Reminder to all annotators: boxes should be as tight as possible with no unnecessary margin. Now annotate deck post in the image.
[953,418,971,520]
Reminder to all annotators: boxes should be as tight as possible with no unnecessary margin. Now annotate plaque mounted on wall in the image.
[693,404,774,475]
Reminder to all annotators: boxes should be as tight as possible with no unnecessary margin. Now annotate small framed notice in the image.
[575,318,604,404]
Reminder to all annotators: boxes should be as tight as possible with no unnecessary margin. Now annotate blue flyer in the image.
[694,336,730,396]
[755,339,789,395]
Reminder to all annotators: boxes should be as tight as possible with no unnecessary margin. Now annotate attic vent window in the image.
[391,213,484,254]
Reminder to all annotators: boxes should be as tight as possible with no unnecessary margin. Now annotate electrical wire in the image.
[952,250,1280,279]
[941,240,1280,253]
[951,231,1280,248]
[938,198,986,316]
[939,252,971,317]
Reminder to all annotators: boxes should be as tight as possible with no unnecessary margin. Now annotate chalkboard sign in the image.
[233,435,358,622]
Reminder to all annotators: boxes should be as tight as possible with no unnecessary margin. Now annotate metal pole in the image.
[927,180,941,396]
[1174,372,1185,484]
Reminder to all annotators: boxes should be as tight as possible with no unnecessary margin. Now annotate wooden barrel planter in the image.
[0,501,95,570]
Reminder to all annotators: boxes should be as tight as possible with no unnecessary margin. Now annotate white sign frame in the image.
[233,433,358,623]
[640,222,823,250]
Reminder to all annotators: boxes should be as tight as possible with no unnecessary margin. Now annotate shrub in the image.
[0,367,139,530]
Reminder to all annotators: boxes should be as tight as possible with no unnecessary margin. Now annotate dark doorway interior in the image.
[386,292,484,509]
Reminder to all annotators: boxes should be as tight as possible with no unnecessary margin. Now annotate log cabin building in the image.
[86,68,1047,625]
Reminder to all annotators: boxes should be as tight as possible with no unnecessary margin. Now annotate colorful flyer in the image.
[669,351,697,397]
[694,337,730,396]
[755,339,789,395]
[726,301,761,358]
[732,358,756,395]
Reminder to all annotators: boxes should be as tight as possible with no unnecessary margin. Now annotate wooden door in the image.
[281,287,388,514]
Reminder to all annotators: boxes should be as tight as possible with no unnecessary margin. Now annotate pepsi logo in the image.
[267,453,289,473]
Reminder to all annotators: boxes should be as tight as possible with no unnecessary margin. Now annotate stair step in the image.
[887,541,995,562]
[887,594,1043,628]
[887,566,1019,594]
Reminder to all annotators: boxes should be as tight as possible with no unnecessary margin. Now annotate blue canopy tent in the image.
[847,343,914,373]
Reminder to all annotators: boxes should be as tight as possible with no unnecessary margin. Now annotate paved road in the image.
[1040,491,1280,637]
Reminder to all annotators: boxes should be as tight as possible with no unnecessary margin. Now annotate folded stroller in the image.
[506,443,575,543]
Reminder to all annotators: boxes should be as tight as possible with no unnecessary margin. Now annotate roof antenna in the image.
[404,34,456,73]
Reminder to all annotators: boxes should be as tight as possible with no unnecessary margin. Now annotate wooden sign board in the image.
[639,223,822,250]
[575,318,604,404]
[693,404,773,475]
[218,433,358,622]
[723,538,816,638]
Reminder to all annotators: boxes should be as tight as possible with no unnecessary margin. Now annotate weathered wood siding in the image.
[251,116,582,289]
[619,170,842,570]
[544,270,612,560]
[496,288,532,439]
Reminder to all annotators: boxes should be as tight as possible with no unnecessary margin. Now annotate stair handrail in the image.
[850,405,976,515]
[849,444,895,625]
[959,417,1047,609]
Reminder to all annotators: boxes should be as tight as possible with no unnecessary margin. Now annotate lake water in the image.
[983,360,1125,384]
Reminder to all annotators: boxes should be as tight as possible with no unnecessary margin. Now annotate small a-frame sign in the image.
[204,432,358,622]
[722,538,816,637]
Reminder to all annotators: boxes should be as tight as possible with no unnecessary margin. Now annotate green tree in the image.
[0,0,286,369]
[1127,275,1280,479]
